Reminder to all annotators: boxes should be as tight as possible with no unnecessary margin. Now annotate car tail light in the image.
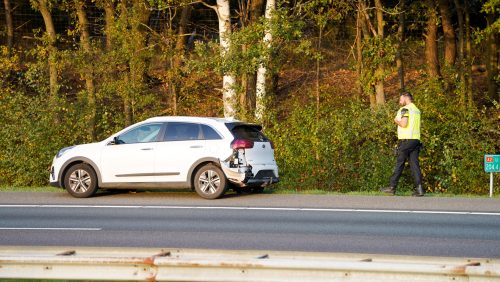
[231,139,254,149]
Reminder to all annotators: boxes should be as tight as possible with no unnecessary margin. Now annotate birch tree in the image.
[255,0,275,121]
[206,0,237,118]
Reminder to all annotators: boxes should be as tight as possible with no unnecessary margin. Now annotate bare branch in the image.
[359,1,378,37]
[198,0,217,11]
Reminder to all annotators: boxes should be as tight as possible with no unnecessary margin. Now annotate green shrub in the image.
[415,79,496,194]
[267,80,497,195]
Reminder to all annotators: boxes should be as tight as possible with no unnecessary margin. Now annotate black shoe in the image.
[412,185,424,197]
[380,187,395,195]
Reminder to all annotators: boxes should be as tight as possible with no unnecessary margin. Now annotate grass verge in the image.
[1,186,499,198]
[0,186,61,192]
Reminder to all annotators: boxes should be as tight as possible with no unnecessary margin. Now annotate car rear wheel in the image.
[194,164,227,199]
[64,163,98,198]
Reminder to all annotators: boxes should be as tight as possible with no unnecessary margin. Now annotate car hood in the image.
[61,141,105,158]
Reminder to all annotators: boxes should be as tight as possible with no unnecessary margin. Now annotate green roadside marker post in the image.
[485,155,500,198]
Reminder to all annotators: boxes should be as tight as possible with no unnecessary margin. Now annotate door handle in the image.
[190,145,203,148]
[141,148,153,151]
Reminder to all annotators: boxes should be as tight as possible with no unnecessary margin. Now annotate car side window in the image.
[116,123,162,144]
[164,122,202,141]
[201,124,222,140]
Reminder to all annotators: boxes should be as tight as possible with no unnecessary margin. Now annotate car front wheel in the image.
[64,163,98,198]
[194,164,227,199]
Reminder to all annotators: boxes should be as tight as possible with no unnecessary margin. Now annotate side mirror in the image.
[108,136,119,145]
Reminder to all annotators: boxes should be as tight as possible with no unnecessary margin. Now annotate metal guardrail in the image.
[0,246,499,281]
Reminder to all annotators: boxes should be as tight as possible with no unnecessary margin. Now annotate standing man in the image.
[381,92,424,196]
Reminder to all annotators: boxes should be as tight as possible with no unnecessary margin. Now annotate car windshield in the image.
[117,123,162,144]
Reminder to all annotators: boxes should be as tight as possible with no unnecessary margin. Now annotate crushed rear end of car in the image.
[220,123,279,188]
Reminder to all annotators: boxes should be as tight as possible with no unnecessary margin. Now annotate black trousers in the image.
[389,139,422,188]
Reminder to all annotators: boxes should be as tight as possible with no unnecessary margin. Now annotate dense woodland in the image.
[0,0,498,194]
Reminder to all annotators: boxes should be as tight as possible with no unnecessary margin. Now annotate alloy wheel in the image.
[198,169,221,195]
[68,169,92,193]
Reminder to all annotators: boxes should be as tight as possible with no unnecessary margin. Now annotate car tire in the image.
[194,164,227,199]
[64,163,98,198]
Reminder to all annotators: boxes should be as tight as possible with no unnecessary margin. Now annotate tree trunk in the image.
[3,0,13,52]
[76,0,91,51]
[359,0,377,37]
[118,0,133,126]
[424,1,441,78]
[486,13,498,101]
[465,3,472,105]
[213,0,237,118]
[396,0,405,91]
[103,0,115,51]
[359,1,376,108]
[124,0,151,125]
[439,0,456,67]
[243,0,264,116]
[356,5,363,100]
[241,70,248,117]
[454,0,466,105]
[359,1,370,40]
[36,0,59,122]
[454,0,464,65]
[75,0,97,141]
[175,5,190,57]
[255,0,275,121]
[316,26,322,117]
[170,4,191,115]
[238,1,249,118]
[250,0,265,22]
[375,0,383,38]
[132,0,151,44]
[374,0,385,105]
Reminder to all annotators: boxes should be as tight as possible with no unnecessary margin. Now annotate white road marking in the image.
[0,204,499,216]
[0,227,101,231]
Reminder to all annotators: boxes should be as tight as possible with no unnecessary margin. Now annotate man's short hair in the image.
[400,91,413,101]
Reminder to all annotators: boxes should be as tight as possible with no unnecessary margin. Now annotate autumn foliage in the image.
[0,0,498,194]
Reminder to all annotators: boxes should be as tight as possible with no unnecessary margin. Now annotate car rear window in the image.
[230,125,269,142]
[202,124,222,140]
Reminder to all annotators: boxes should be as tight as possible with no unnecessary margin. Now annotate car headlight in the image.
[56,146,75,158]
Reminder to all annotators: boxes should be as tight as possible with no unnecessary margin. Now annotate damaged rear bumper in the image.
[245,176,279,187]
[220,162,279,188]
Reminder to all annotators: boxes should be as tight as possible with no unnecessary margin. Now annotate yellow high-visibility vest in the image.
[396,103,421,140]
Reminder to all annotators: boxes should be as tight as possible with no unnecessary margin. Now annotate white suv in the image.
[50,116,279,199]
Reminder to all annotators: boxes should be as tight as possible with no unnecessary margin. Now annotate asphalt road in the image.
[1,191,500,258]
